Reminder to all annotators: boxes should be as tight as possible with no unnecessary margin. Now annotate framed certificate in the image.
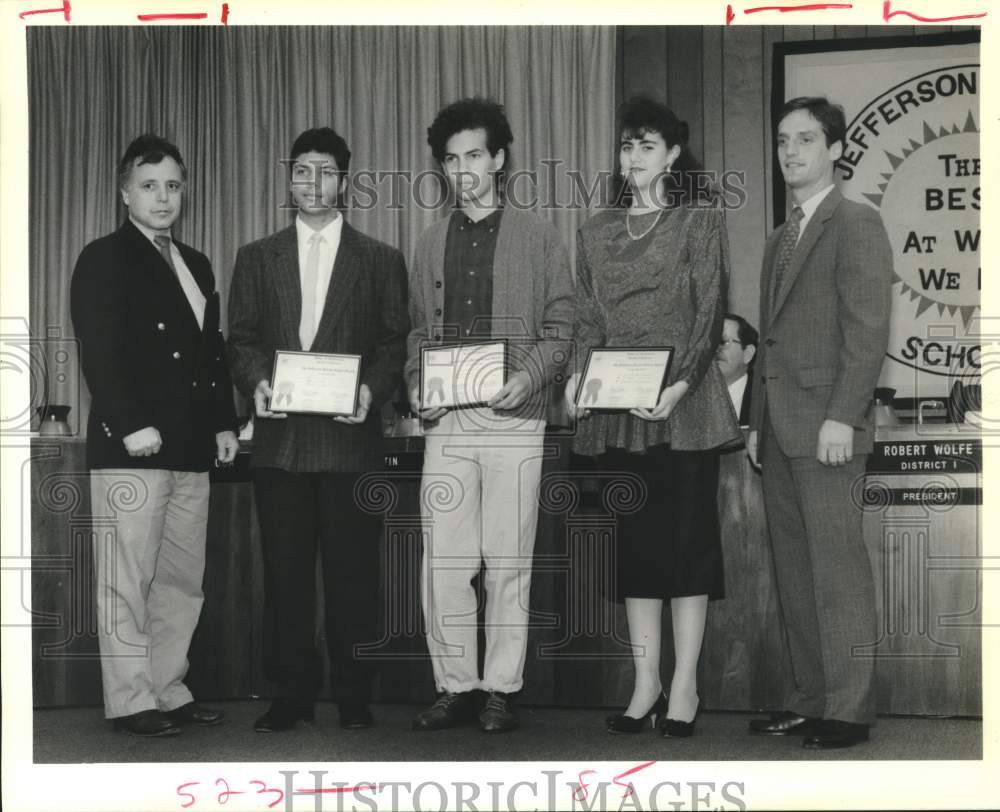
[269,350,361,416]
[576,347,674,411]
[420,340,507,409]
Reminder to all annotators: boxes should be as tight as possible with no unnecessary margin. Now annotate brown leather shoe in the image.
[803,719,870,749]
[479,691,518,733]
[412,692,476,731]
[165,702,224,726]
[748,711,818,736]
[112,709,181,737]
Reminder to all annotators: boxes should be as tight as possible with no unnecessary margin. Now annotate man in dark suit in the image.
[226,127,409,732]
[71,134,239,736]
[747,97,893,749]
[716,312,757,427]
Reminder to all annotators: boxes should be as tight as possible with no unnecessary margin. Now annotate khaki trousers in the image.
[90,469,209,719]
[420,409,546,694]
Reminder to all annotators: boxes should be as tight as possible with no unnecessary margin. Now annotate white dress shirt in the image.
[794,183,835,244]
[130,216,206,329]
[295,213,343,340]
[727,372,748,419]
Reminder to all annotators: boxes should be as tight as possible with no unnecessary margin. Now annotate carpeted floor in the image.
[33,702,982,763]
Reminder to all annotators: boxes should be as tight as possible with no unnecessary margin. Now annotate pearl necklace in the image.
[625,207,663,240]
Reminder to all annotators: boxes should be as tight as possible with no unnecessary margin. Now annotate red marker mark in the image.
[744,2,853,15]
[573,770,597,802]
[221,2,229,24]
[19,0,71,21]
[726,3,736,23]
[176,782,199,809]
[297,784,377,794]
[613,760,656,798]
[137,12,209,20]
[216,777,245,804]
[249,780,284,809]
[882,1,986,22]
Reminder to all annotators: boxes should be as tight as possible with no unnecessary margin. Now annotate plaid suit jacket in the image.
[749,189,893,457]
[226,220,409,472]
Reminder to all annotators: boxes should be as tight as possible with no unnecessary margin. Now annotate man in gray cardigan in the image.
[405,98,573,733]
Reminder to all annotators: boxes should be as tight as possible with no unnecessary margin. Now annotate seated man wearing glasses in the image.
[715,312,758,427]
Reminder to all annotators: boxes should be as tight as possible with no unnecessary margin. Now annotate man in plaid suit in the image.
[227,127,409,732]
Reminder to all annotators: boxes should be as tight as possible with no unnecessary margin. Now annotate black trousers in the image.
[252,467,381,705]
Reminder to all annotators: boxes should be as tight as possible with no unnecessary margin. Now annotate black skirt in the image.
[593,444,724,602]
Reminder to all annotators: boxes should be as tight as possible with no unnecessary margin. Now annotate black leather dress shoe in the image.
[338,703,374,730]
[748,711,818,736]
[412,691,476,731]
[254,700,315,732]
[803,719,870,749]
[112,709,180,737]
[479,691,518,733]
[165,702,224,726]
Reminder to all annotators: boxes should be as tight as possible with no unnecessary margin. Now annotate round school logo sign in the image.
[838,64,980,392]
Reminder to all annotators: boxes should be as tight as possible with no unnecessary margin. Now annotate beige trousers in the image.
[90,469,209,718]
[420,409,546,694]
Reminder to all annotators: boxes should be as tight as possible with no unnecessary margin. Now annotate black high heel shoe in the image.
[606,693,668,734]
[659,699,700,738]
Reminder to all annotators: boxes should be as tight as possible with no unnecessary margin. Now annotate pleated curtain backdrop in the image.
[27,25,616,426]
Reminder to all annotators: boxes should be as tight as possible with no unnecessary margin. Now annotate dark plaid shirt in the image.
[442,207,502,342]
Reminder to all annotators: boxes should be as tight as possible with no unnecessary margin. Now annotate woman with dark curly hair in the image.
[567,97,740,737]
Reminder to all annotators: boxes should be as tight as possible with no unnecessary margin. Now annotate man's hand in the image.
[215,430,239,463]
[564,373,590,420]
[631,380,689,422]
[489,371,532,412]
[123,426,162,457]
[410,386,449,424]
[253,379,287,419]
[817,419,853,466]
[334,384,373,425]
[747,430,760,469]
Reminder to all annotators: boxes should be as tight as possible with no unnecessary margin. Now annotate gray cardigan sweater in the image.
[404,206,574,420]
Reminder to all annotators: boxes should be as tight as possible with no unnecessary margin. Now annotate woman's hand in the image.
[630,380,689,422]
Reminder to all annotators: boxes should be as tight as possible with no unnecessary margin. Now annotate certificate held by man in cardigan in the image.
[420,340,507,409]
[576,347,674,411]
[269,350,362,416]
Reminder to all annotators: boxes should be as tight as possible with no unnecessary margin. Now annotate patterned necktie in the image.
[153,234,177,276]
[299,232,324,350]
[771,205,804,305]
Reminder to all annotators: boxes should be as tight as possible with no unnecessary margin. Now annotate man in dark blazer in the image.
[717,312,757,427]
[747,97,893,749]
[226,127,409,732]
[71,134,239,737]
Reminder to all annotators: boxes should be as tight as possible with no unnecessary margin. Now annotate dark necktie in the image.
[153,234,177,276]
[771,205,803,305]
